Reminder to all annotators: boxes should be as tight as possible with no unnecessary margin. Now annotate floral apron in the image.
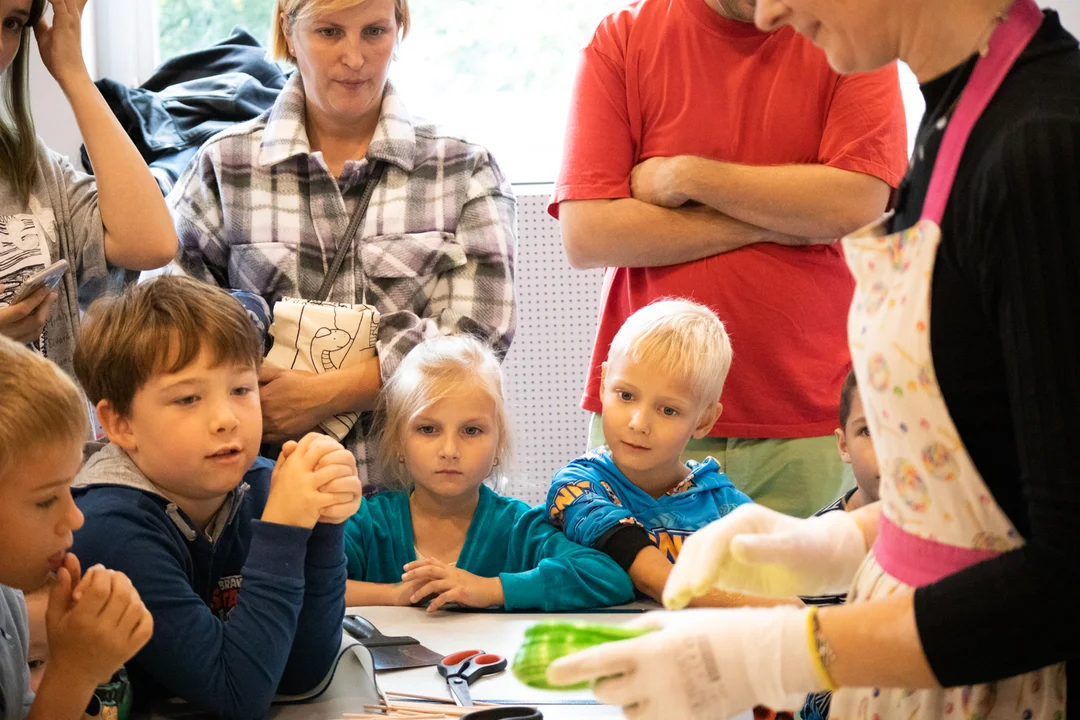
[830,1,1065,718]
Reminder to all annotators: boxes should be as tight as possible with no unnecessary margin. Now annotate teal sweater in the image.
[344,486,634,611]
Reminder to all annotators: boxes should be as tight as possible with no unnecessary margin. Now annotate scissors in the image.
[438,649,508,706]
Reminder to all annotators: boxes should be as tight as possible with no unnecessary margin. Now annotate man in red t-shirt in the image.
[551,0,908,518]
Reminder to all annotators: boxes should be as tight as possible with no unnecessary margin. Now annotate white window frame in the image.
[92,0,159,85]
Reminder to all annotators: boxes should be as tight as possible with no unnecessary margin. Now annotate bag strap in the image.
[316,160,388,302]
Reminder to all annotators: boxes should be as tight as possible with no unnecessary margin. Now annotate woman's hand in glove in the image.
[663,503,871,610]
[547,607,822,720]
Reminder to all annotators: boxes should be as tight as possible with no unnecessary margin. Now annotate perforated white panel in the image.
[501,188,604,504]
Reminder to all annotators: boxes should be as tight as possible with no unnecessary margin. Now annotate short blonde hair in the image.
[74,276,263,417]
[607,299,733,405]
[0,336,89,478]
[375,334,511,491]
[270,0,411,64]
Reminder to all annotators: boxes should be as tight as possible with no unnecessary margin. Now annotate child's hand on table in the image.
[401,558,504,613]
[390,580,427,607]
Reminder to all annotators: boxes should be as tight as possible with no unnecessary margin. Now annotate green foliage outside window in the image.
[156,0,625,181]
[158,0,275,61]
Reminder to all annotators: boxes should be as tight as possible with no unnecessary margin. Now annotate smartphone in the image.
[11,259,69,304]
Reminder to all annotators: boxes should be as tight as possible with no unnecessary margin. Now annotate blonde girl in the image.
[343,334,632,612]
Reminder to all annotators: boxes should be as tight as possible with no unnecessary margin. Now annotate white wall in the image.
[1052,0,1080,34]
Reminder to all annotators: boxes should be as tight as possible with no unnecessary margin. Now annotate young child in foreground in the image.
[547,299,796,607]
[68,276,362,718]
[343,334,634,612]
[0,336,152,720]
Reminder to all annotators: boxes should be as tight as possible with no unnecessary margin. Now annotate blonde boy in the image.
[548,299,786,607]
[0,336,152,720]
[69,276,361,718]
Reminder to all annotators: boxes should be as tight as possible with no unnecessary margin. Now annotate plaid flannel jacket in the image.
[168,74,517,482]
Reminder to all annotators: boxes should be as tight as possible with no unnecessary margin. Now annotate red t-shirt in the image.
[551,0,909,439]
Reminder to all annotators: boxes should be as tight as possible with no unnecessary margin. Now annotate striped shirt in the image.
[168,74,517,482]
[799,487,858,720]
[797,487,858,607]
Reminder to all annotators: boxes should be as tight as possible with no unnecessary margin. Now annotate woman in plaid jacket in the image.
[168,0,517,485]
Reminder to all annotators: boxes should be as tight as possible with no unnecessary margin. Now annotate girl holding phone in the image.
[0,0,176,374]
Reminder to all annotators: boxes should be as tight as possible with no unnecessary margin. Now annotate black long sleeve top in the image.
[891,9,1080,698]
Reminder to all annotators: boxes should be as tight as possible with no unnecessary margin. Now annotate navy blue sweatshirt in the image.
[71,443,346,719]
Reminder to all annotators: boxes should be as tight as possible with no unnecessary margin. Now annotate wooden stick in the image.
[383,690,497,707]
[353,709,430,718]
[371,702,475,716]
[380,702,451,716]
[345,710,456,719]
[382,691,454,704]
[364,704,461,716]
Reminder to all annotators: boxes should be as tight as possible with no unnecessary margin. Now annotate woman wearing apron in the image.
[545,1,1080,718]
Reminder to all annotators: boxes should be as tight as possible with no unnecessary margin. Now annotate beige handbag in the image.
[264,162,386,441]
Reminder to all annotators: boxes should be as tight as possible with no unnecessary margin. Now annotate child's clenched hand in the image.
[47,554,153,687]
[280,439,363,524]
[401,558,504,613]
[263,433,360,528]
[315,472,363,523]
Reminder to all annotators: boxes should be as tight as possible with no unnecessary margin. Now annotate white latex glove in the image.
[546,608,821,720]
[664,504,868,609]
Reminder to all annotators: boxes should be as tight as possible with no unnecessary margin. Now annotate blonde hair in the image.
[607,299,733,405]
[74,276,263,417]
[0,336,89,478]
[270,0,411,64]
[375,334,511,491]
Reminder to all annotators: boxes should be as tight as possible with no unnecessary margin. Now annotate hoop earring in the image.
[492,457,500,468]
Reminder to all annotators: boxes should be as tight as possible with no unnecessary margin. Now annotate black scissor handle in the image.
[462,707,542,720]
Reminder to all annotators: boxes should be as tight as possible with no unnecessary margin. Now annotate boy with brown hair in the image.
[70,276,361,718]
[0,336,152,720]
[798,370,882,720]
[829,370,880,512]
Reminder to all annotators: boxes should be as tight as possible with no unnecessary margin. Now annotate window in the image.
[156,0,626,183]
[391,0,628,184]
[157,0,276,62]
[154,0,924,182]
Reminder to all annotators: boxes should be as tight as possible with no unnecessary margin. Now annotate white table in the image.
[347,606,647,715]
[262,605,651,719]
[153,604,754,720]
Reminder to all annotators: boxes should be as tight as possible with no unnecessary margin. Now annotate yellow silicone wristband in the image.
[806,607,840,693]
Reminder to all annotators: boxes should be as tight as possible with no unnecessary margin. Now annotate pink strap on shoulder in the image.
[920,0,1044,224]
